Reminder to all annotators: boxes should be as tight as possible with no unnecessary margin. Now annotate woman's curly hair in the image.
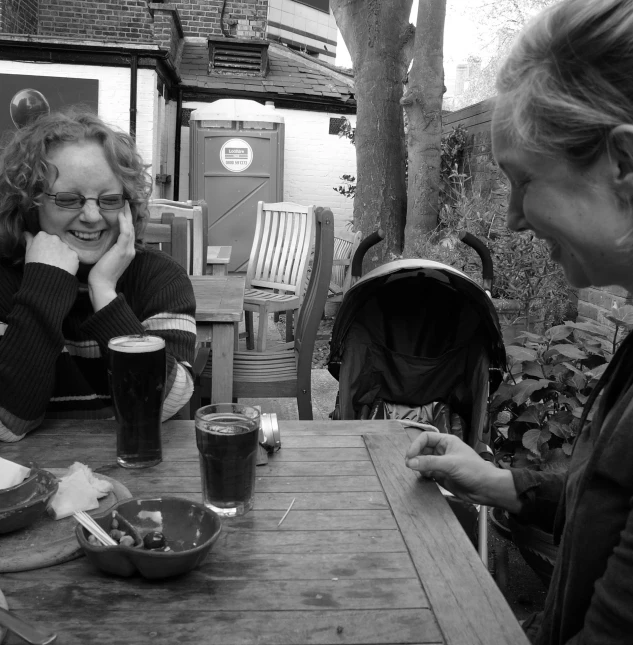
[0,107,153,261]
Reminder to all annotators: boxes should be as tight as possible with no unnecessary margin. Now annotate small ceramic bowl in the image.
[0,463,38,509]
[76,496,222,579]
[0,469,58,535]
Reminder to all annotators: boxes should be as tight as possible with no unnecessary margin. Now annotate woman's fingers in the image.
[405,431,451,460]
[116,204,135,249]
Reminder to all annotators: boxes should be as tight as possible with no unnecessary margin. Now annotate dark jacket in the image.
[512,333,633,645]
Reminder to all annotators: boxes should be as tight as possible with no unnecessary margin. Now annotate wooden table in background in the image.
[0,419,529,645]
[190,274,244,404]
[206,245,232,275]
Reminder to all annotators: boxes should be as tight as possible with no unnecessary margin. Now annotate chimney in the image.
[455,64,468,96]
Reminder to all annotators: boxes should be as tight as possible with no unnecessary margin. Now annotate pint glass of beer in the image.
[108,335,167,469]
[195,403,260,517]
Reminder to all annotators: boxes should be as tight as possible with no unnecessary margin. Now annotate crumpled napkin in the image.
[0,457,30,490]
[47,462,113,520]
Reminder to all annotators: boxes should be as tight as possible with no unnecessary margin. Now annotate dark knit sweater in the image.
[0,246,196,441]
[511,332,633,645]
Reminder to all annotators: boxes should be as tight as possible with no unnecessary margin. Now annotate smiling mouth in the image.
[69,231,105,241]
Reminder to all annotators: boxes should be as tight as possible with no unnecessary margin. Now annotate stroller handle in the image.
[351,228,385,278]
[458,231,493,293]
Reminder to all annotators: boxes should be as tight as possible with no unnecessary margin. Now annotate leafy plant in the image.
[491,320,619,472]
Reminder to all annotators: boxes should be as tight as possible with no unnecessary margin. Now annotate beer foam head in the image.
[108,335,165,353]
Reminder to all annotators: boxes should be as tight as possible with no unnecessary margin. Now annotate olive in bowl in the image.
[76,496,222,579]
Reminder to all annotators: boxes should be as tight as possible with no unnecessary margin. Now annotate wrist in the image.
[483,468,523,514]
[88,284,117,312]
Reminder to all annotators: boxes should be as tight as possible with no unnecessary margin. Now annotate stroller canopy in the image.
[327,260,507,423]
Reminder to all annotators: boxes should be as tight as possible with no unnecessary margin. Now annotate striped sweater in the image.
[0,247,196,442]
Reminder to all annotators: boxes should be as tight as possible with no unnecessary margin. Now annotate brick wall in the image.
[38,0,154,40]
[150,3,185,68]
[176,0,267,39]
[180,101,356,232]
[0,0,39,34]
[577,285,633,333]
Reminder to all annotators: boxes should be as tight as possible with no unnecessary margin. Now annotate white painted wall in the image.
[182,100,356,233]
[267,0,338,60]
[1,62,160,194]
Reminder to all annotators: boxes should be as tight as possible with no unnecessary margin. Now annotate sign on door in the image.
[220,138,253,172]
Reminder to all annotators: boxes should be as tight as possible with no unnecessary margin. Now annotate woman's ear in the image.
[608,125,633,197]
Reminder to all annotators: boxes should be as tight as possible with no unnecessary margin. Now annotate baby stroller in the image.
[327,231,507,567]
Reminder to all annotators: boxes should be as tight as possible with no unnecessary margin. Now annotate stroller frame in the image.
[327,232,507,565]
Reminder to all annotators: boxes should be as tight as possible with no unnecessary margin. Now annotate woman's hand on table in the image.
[24,230,79,275]
[88,205,136,312]
[405,432,522,514]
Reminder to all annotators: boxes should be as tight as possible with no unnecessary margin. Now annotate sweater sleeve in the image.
[80,259,196,420]
[0,263,78,441]
[510,468,566,532]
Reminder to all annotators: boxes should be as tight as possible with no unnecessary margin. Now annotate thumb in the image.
[23,231,33,250]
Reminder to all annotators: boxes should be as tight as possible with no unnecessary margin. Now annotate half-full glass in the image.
[108,335,166,469]
[195,403,260,517]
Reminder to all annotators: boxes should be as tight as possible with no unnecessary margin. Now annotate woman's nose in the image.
[78,201,104,224]
[506,187,529,232]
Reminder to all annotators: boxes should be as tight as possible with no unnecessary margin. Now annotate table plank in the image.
[190,275,245,323]
[5,609,444,645]
[365,433,529,645]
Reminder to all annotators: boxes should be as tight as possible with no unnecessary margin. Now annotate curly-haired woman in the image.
[0,108,195,441]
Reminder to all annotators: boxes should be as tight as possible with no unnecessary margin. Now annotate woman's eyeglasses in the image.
[45,192,125,210]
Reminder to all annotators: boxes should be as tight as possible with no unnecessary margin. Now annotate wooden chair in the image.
[243,201,315,352]
[191,208,334,420]
[142,213,189,272]
[148,199,208,275]
[330,226,362,300]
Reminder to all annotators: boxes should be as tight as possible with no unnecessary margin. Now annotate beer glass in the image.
[108,335,166,469]
[195,403,260,517]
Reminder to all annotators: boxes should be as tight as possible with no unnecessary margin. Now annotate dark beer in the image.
[195,405,260,516]
[108,335,166,468]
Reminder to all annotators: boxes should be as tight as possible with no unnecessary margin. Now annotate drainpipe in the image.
[129,54,138,139]
[173,88,183,200]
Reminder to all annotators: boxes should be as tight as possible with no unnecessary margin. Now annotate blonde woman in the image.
[406,1,633,643]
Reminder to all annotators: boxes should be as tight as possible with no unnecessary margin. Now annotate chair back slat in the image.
[294,208,334,361]
[142,213,189,272]
[329,227,362,295]
[148,199,208,275]
[247,201,315,300]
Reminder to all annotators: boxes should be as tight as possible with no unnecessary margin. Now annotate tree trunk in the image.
[402,0,447,257]
[332,0,413,271]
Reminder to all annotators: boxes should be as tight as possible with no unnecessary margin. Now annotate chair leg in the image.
[285,309,294,342]
[245,311,255,350]
[256,307,268,352]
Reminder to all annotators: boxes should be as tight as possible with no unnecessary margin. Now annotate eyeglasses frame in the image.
[44,192,126,211]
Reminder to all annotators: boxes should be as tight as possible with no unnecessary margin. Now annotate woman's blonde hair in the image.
[496,0,633,167]
[0,107,152,261]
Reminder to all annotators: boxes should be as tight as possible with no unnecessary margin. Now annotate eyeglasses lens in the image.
[53,193,125,210]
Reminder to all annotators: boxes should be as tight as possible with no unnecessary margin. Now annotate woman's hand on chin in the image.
[24,231,79,275]
[88,204,136,312]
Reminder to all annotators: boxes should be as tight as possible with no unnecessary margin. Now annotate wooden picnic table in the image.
[190,274,244,404]
[0,419,528,645]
